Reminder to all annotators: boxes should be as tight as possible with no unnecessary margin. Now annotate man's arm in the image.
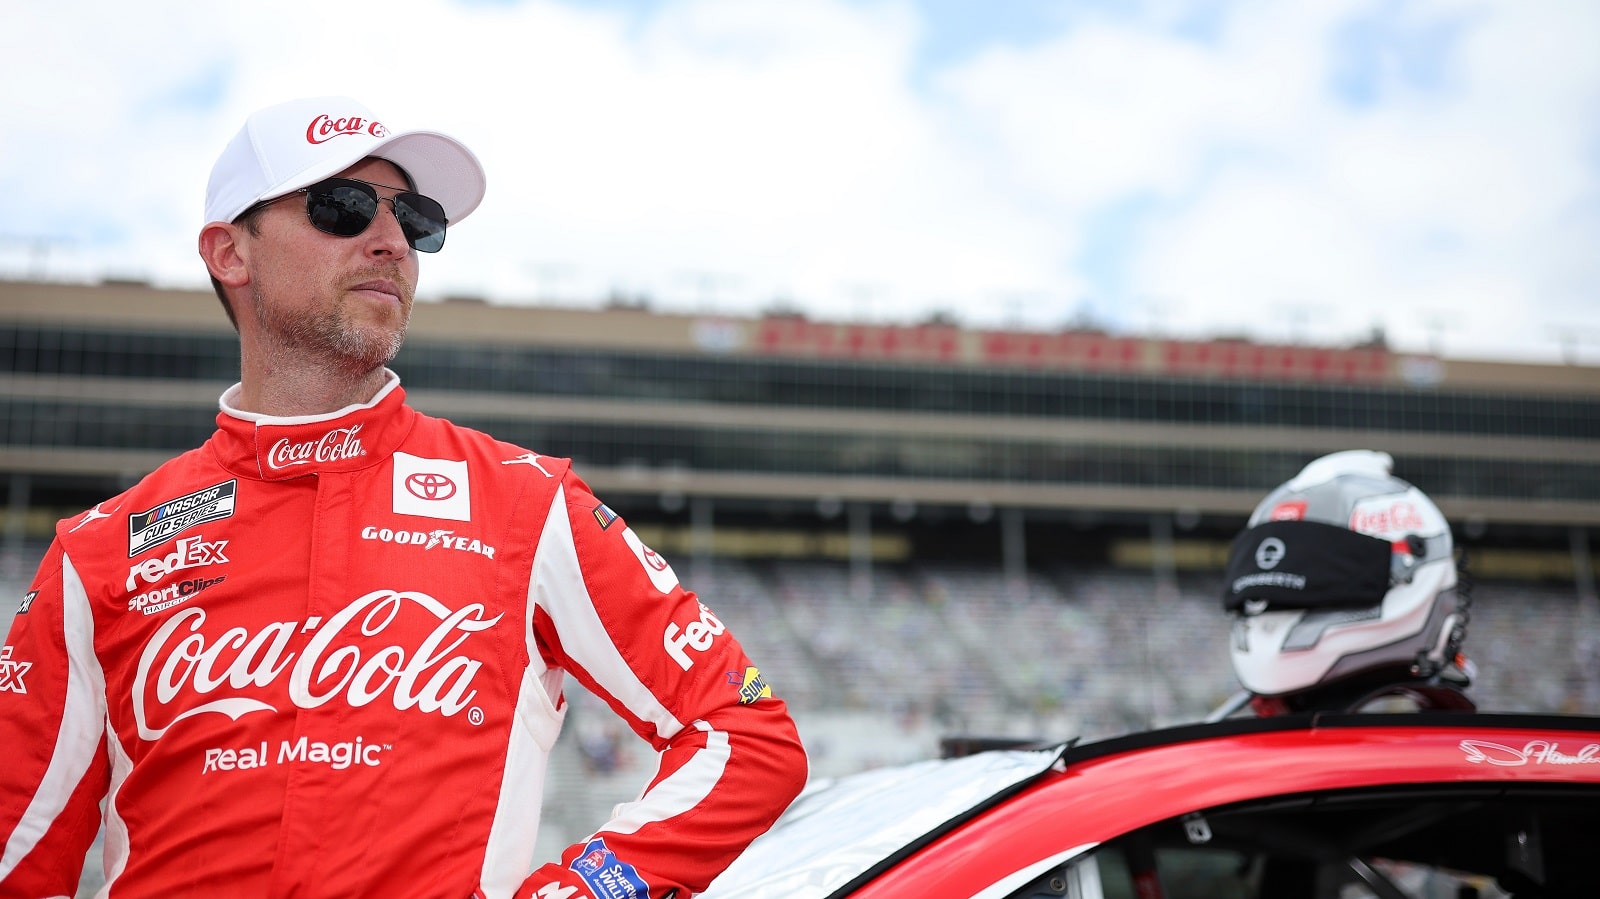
[519,481,807,899]
[0,541,111,896]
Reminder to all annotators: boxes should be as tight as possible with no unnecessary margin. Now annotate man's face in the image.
[242,157,421,372]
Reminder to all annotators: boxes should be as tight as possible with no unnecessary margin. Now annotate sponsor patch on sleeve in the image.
[621,528,679,594]
[569,838,651,899]
[0,645,32,694]
[128,480,238,557]
[728,666,773,704]
[592,503,618,530]
[17,591,37,615]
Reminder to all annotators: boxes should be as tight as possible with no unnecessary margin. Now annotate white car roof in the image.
[700,744,1068,899]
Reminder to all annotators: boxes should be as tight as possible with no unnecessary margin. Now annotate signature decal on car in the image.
[1459,739,1600,766]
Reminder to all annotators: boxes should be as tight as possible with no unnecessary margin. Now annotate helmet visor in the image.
[1222,520,1391,614]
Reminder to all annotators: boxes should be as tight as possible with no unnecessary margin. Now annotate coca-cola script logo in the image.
[405,472,457,501]
[305,114,389,144]
[131,590,502,739]
[266,424,366,471]
[1349,500,1427,538]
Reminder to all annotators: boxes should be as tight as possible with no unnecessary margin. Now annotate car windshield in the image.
[1007,784,1599,899]
[702,743,1069,898]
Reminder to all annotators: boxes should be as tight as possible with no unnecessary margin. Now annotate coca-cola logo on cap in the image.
[305,114,389,144]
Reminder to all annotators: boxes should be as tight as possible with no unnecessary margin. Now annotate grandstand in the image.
[4,277,1600,879]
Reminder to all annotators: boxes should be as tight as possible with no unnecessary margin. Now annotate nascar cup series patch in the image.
[569,837,651,899]
[128,481,237,557]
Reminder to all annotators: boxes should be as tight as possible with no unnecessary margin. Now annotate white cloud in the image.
[1,0,1596,361]
[933,0,1600,358]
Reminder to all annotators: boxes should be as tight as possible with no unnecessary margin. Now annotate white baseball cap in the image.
[204,96,486,227]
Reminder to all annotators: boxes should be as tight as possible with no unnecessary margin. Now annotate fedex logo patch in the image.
[126,535,229,590]
[0,646,30,694]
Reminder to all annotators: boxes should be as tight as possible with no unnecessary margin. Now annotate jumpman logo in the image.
[68,502,120,533]
[502,453,554,478]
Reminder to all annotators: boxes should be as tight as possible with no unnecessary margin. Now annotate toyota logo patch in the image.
[392,453,471,522]
[405,472,457,501]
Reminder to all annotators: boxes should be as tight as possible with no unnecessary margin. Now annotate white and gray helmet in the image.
[1222,450,1466,698]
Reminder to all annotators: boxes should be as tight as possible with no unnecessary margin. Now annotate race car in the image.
[701,710,1600,898]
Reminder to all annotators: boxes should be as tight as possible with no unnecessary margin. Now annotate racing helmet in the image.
[1221,450,1467,699]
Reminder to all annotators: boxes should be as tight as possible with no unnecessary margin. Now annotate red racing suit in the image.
[0,375,807,898]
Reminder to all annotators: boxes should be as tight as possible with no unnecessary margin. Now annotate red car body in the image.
[706,712,1600,898]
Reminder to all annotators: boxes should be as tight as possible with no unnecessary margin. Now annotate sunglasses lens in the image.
[394,193,448,253]
[301,179,449,252]
[306,182,379,238]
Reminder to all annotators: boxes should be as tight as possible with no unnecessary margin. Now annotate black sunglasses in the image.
[245,177,449,253]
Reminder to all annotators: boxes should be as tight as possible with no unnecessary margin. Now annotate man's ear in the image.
[198,222,251,289]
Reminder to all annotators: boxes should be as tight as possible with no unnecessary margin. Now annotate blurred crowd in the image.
[537,556,1599,863]
[4,543,1596,883]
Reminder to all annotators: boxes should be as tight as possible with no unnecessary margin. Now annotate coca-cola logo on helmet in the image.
[305,113,389,144]
[1349,499,1429,538]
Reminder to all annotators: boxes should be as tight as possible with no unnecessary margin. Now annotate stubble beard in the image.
[250,278,409,375]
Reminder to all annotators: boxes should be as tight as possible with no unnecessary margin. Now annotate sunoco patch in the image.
[728,666,773,704]
[128,480,238,557]
[569,837,650,899]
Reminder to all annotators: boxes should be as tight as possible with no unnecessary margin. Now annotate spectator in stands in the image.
[0,96,805,899]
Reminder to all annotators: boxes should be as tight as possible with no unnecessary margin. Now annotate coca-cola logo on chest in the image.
[266,424,366,471]
[131,590,502,739]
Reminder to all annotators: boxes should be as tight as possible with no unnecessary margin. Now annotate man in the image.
[0,97,807,899]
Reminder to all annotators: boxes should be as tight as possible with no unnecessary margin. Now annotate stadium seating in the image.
[6,547,1595,885]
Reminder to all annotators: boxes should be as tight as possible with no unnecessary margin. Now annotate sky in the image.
[2,0,1598,364]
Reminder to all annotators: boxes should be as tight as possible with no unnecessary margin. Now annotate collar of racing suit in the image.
[210,369,418,480]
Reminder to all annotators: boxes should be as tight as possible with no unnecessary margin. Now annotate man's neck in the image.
[235,346,392,417]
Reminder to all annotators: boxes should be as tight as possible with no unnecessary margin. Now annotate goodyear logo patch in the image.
[569,837,650,899]
[128,480,238,557]
[728,666,773,705]
[592,503,618,530]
